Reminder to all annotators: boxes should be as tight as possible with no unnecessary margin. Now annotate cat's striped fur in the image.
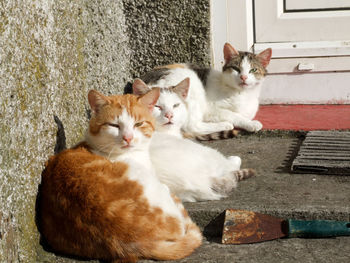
[184,129,240,141]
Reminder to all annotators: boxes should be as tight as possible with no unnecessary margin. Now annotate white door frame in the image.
[210,0,254,70]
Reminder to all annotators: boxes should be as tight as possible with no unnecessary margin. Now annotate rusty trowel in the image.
[222,209,350,244]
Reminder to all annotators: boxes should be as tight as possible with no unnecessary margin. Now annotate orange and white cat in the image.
[38,89,202,262]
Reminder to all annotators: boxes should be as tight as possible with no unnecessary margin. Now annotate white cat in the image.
[138,43,272,136]
[132,78,255,202]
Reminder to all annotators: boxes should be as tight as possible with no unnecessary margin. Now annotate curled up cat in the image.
[132,78,255,202]
[38,89,202,262]
[136,42,272,138]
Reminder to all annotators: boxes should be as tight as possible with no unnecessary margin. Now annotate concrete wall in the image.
[0,0,210,262]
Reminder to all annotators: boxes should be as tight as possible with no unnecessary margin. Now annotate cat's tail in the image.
[192,129,240,141]
[141,221,202,261]
[233,168,256,181]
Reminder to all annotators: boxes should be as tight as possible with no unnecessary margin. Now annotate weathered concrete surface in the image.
[140,133,350,263]
[188,134,350,229]
[142,237,350,263]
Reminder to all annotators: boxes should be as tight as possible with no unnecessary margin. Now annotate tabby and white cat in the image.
[138,43,272,137]
[39,90,202,262]
[133,78,255,202]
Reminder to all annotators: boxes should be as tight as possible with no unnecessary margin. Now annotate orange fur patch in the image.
[39,145,188,260]
[89,94,155,137]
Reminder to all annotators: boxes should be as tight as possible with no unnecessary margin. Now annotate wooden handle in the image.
[288,219,350,238]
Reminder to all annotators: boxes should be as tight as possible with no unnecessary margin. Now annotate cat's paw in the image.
[211,176,237,196]
[246,120,263,132]
[219,122,234,131]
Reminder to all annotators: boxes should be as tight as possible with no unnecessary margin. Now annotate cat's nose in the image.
[165,112,173,120]
[240,75,248,81]
[123,134,133,144]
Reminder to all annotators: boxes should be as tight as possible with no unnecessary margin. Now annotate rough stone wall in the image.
[0,0,130,262]
[0,0,211,262]
[123,0,211,78]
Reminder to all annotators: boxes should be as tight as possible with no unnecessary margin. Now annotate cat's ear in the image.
[173,78,190,100]
[223,43,239,62]
[132,78,150,95]
[88,90,110,113]
[256,48,272,68]
[138,88,160,112]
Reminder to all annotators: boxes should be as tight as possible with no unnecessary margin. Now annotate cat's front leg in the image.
[205,108,263,132]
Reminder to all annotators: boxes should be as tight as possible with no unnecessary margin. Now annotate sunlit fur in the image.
[205,44,272,132]
[140,68,234,136]
[139,43,271,134]
[153,90,188,137]
[132,81,255,202]
[38,91,202,262]
[86,93,155,161]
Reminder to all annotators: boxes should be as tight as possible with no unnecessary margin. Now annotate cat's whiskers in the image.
[106,148,113,160]
[94,142,116,156]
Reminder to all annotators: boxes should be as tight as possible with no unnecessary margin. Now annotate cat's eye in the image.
[155,105,163,110]
[107,123,120,128]
[173,103,180,108]
[249,68,257,73]
[134,121,144,127]
[230,66,241,73]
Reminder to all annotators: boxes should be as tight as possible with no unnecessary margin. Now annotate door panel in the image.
[285,0,350,11]
[255,0,350,43]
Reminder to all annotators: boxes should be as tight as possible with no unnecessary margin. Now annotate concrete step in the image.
[40,132,350,262]
[142,133,350,263]
[142,237,350,263]
[187,133,350,230]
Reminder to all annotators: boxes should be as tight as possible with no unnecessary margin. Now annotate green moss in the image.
[17,196,38,261]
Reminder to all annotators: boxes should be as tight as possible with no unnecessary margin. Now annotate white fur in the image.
[150,93,242,202]
[153,90,188,137]
[151,132,241,202]
[147,59,265,133]
[148,68,233,135]
[85,107,185,227]
[204,66,263,132]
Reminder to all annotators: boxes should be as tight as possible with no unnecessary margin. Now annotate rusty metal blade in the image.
[222,209,288,244]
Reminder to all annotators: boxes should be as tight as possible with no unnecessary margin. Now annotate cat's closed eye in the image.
[155,105,163,110]
[134,121,144,127]
[106,123,120,128]
[173,103,180,108]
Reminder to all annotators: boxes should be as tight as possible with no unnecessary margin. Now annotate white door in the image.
[211,0,350,104]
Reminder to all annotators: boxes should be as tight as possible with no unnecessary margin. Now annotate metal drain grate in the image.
[291,131,350,175]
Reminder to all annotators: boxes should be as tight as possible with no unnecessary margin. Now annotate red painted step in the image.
[255,105,350,131]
